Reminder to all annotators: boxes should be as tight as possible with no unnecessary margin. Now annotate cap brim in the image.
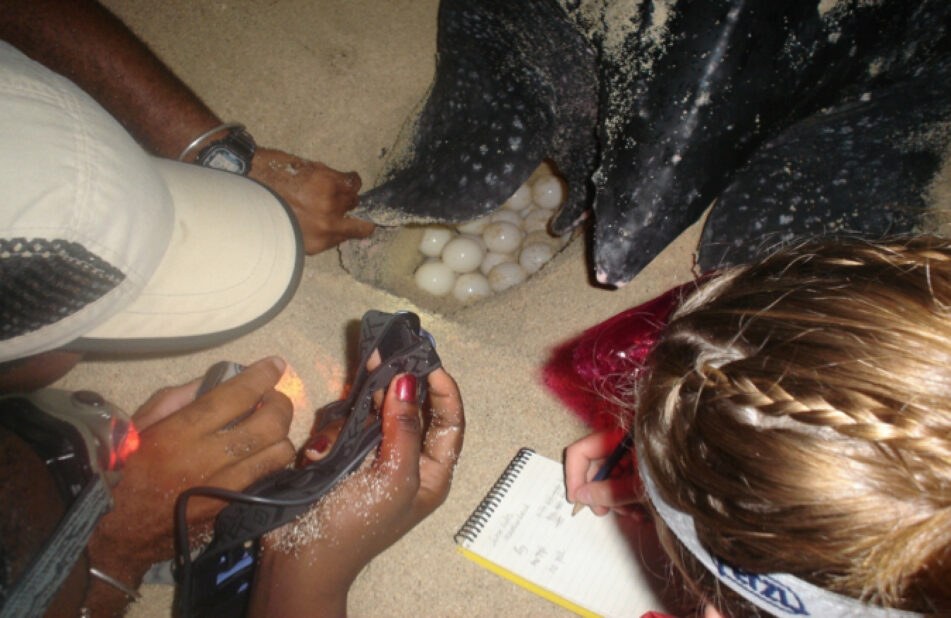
[67,159,303,354]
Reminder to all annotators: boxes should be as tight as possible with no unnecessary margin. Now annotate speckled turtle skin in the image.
[357,0,598,228]
[356,0,951,286]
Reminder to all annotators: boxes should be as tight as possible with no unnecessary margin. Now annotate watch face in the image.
[202,145,249,175]
[195,128,255,175]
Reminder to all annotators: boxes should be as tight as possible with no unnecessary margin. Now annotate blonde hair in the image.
[635,237,951,616]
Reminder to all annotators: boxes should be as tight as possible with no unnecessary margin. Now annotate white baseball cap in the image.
[0,41,303,363]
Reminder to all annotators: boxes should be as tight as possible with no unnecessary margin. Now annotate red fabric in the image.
[541,283,689,430]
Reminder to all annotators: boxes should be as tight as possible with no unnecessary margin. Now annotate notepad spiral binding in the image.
[454,447,536,544]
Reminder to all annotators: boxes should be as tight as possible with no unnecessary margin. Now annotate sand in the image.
[52,1,700,615]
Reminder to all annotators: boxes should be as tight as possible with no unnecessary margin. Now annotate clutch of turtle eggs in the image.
[413,162,571,303]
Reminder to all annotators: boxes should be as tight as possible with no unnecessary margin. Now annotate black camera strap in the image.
[0,471,110,617]
[176,310,441,617]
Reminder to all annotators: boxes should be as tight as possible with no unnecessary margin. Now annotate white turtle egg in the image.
[460,232,487,252]
[418,225,454,257]
[518,242,555,274]
[522,208,552,233]
[502,183,532,210]
[452,272,491,302]
[487,262,527,292]
[528,160,555,184]
[414,261,456,296]
[456,216,491,235]
[441,236,484,273]
[522,230,560,249]
[482,221,522,253]
[490,209,523,226]
[480,251,515,276]
[531,175,565,210]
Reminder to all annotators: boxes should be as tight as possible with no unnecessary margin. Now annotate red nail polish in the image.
[395,374,417,402]
[307,435,329,454]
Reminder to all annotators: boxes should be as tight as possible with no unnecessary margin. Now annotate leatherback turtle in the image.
[355,0,951,286]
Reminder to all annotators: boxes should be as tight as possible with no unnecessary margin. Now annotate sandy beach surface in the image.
[54,1,701,615]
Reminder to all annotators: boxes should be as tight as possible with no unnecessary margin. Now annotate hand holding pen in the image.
[564,428,641,518]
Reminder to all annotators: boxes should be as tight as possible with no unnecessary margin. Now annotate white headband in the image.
[637,458,924,618]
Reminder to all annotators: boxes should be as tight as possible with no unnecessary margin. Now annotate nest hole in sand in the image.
[340,160,581,315]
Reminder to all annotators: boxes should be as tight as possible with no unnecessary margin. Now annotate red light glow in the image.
[115,422,140,468]
[275,362,309,413]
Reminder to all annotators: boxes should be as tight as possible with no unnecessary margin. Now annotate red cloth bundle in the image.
[541,283,690,430]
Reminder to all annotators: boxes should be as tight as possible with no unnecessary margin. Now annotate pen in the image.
[571,429,635,516]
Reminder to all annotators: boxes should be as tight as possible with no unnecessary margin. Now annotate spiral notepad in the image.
[454,448,669,618]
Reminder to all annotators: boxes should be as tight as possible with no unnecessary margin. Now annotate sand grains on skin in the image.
[267,454,397,558]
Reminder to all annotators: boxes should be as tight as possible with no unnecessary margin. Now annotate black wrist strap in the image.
[0,477,111,618]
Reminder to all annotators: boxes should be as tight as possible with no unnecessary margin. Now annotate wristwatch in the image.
[195,126,256,175]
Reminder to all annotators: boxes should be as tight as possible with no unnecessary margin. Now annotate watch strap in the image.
[195,126,256,176]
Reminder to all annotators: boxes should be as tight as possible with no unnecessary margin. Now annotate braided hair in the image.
[635,237,951,616]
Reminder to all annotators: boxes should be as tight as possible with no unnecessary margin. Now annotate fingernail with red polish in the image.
[306,435,329,455]
[395,375,417,403]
